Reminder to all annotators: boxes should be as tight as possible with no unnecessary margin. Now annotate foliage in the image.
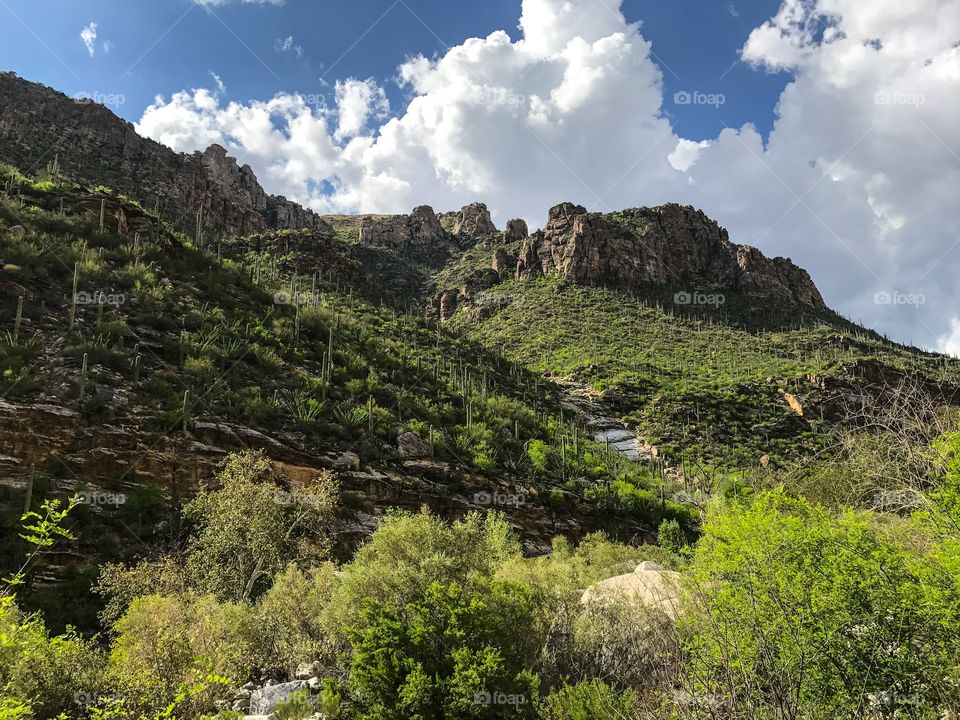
[183,451,337,602]
[346,579,540,719]
[677,488,960,717]
[537,680,640,720]
[255,562,340,675]
[108,593,254,717]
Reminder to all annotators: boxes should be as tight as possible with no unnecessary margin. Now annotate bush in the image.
[677,488,960,717]
[0,596,105,720]
[346,579,540,719]
[538,679,640,720]
[325,510,521,634]
[108,593,256,717]
[255,562,339,675]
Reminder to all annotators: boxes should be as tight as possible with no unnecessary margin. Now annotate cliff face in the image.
[516,202,826,308]
[0,72,331,237]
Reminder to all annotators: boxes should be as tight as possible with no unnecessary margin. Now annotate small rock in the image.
[635,561,663,572]
[396,431,431,459]
[295,661,322,680]
[6,225,25,239]
[333,450,361,471]
[249,680,308,716]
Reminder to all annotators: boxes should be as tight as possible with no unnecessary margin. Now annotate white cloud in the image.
[334,79,388,141]
[274,35,303,57]
[209,71,226,95]
[136,0,960,352]
[940,318,960,358]
[80,22,97,57]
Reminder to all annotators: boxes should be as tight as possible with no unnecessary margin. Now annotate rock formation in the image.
[0,72,332,237]
[455,202,498,237]
[503,218,528,242]
[358,205,447,249]
[516,202,826,308]
[492,248,518,278]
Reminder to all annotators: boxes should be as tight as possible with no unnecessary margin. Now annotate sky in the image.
[1,0,959,355]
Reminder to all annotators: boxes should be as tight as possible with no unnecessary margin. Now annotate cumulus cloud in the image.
[80,22,97,57]
[136,0,960,352]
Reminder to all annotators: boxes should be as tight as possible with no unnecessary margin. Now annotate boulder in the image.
[580,562,682,619]
[332,450,361,471]
[396,431,431,459]
[249,680,308,716]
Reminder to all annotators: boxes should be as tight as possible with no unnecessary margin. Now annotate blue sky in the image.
[1,0,787,142]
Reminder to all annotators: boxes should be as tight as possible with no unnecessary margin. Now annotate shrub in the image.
[255,562,339,675]
[677,488,960,717]
[108,593,255,717]
[346,579,539,719]
[538,679,640,720]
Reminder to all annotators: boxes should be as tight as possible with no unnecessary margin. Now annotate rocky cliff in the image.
[0,72,332,237]
[516,202,826,308]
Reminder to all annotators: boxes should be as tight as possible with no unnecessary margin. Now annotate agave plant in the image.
[285,390,326,424]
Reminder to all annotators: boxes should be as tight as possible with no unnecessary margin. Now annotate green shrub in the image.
[538,680,640,720]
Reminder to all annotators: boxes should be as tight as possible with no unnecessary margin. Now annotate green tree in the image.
[679,488,960,717]
[347,579,539,719]
[183,451,337,602]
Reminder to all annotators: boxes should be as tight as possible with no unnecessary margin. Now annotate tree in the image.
[677,488,960,717]
[183,451,337,602]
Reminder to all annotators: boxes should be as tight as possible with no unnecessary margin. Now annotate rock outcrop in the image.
[454,202,498,237]
[492,248,518,278]
[580,561,682,619]
[358,205,447,249]
[516,202,826,308]
[503,218,528,243]
[0,73,332,237]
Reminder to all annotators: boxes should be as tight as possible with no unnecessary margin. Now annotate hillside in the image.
[2,72,960,623]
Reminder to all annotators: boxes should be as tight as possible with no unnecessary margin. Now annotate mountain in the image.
[0,72,331,236]
[2,72,959,632]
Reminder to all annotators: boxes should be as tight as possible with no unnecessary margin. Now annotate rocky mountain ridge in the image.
[0,72,331,237]
[513,202,825,308]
